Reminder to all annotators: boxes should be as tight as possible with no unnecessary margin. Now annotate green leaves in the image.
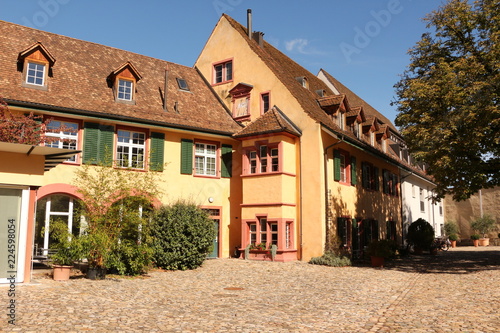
[394,0,500,200]
[152,201,216,270]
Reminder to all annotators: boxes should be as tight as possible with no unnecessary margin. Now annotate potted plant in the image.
[448,234,459,248]
[470,234,480,247]
[49,219,83,281]
[406,218,435,254]
[366,239,396,267]
[470,215,497,246]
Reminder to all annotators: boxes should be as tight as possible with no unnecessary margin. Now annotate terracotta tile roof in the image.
[318,69,397,132]
[0,20,241,135]
[222,15,342,134]
[233,106,301,138]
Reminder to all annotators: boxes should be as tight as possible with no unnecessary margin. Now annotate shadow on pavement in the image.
[383,247,500,274]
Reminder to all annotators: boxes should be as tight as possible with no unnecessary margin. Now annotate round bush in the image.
[152,201,216,270]
[406,218,435,250]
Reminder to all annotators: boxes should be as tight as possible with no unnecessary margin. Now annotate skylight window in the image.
[176,78,189,91]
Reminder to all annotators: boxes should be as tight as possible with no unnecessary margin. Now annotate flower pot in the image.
[52,265,73,281]
[86,267,106,280]
[450,240,457,248]
[478,238,489,246]
[370,256,385,267]
[473,239,479,247]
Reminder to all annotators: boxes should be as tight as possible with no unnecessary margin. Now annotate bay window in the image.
[245,143,280,175]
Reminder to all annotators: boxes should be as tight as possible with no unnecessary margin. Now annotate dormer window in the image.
[26,62,46,86]
[296,76,308,89]
[18,42,55,90]
[109,62,142,104]
[117,79,133,101]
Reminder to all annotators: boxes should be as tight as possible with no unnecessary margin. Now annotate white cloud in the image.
[284,38,326,55]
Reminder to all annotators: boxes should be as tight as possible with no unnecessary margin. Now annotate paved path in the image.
[1,247,499,332]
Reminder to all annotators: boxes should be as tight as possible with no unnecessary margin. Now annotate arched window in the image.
[34,195,83,257]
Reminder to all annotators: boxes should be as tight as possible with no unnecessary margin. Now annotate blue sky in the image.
[0,0,443,125]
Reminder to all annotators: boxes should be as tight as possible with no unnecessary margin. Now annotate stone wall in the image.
[444,187,500,239]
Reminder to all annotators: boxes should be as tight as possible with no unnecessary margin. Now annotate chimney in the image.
[247,9,252,39]
[252,31,264,47]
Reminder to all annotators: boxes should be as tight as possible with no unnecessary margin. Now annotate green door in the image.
[208,219,219,258]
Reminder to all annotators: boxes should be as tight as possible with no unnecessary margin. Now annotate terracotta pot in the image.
[370,256,385,267]
[473,239,479,247]
[52,265,73,281]
[450,240,457,248]
[478,238,489,246]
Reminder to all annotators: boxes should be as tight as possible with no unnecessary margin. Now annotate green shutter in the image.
[99,125,114,166]
[221,144,233,178]
[150,132,165,171]
[83,122,100,164]
[333,149,341,181]
[361,162,368,188]
[350,156,357,185]
[373,167,379,191]
[83,122,114,165]
[180,139,193,174]
[383,169,389,194]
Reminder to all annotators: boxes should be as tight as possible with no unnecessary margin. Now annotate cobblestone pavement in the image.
[1,246,499,332]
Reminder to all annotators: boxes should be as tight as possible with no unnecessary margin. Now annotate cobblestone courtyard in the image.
[1,247,499,332]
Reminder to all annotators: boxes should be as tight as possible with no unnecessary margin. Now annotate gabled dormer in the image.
[317,94,350,130]
[108,62,142,104]
[346,106,365,139]
[18,42,56,90]
[375,124,389,152]
[362,117,379,145]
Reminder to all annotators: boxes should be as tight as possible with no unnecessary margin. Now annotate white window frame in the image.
[45,120,79,162]
[195,143,217,176]
[117,79,134,101]
[26,62,46,86]
[116,129,146,169]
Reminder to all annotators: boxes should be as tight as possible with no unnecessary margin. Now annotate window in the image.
[34,195,82,257]
[26,62,45,86]
[420,188,425,212]
[246,143,280,175]
[45,120,79,163]
[285,222,292,249]
[261,92,270,113]
[248,217,279,248]
[383,169,399,196]
[386,220,397,241]
[362,162,379,191]
[117,79,133,101]
[214,60,233,84]
[176,78,189,91]
[195,143,217,176]
[334,150,356,185]
[116,129,146,169]
[338,111,345,130]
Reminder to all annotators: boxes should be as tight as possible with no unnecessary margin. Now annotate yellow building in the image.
[1,13,439,284]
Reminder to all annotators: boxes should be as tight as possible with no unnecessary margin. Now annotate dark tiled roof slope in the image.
[319,69,397,132]
[234,107,301,138]
[0,21,241,134]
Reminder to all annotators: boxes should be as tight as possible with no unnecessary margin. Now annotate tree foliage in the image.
[73,158,163,272]
[393,0,500,201]
[152,201,216,270]
[0,97,52,145]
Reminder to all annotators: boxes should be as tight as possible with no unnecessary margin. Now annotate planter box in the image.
[52,265,73,281]
[478,238,489,246]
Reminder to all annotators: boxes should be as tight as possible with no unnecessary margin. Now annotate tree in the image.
[73,156,163,274]
[0,97,52,144]
[393,0,500,201]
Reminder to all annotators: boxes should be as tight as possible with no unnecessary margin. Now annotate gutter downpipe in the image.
[323,132,344,253]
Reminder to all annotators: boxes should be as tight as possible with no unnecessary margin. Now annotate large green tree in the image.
[394,0,500,201]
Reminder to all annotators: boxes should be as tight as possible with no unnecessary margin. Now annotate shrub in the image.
[152,201,216,270]
[309,252,352,267]
[107,240,154,276]
[448,234,459,241]
[470,234,481,240]
[470,215,497,238]
[444,221,460,237]
[366,239,397,258]
[406,218,435,251]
